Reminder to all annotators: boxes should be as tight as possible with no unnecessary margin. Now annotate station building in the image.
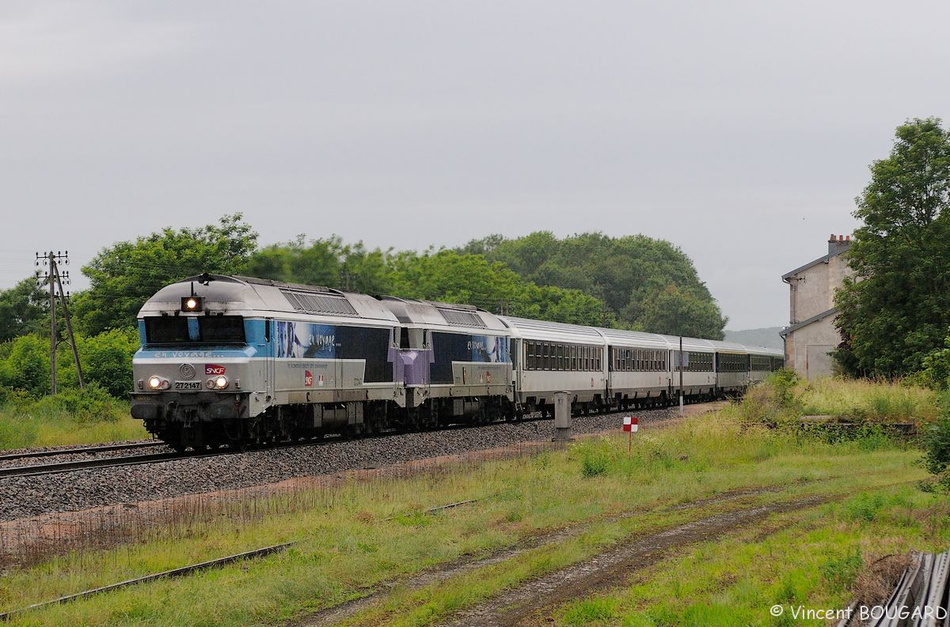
[780,235,854,380]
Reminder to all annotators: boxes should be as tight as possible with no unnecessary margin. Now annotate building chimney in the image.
[829,234,852,256]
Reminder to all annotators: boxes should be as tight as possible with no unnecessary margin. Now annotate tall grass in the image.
[796,377,938,422]
[0,387,146,450]
[722,372,939,431]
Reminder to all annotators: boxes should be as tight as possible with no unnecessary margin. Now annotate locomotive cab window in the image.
[145,317,189,344]
[145,316,246,345]
[198,316,246,343]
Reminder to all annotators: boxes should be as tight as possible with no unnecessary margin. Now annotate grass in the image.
[790,376,938,423]
[1,377,947,625]
[0,397,147,450]
[0,411,938,625]
[552,484,950,626]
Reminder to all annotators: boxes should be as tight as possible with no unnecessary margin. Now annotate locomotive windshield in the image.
[145,316,246,345]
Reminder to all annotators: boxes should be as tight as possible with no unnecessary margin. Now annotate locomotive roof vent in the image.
[280,289,359,317]
[437,306,487,329]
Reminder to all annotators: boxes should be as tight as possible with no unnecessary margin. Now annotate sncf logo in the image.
[205,364,227,376]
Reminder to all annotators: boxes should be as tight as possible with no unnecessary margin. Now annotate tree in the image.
[73,214,258,335]
[835,118,950,377]
[242,236,394,295]
[0,277,47,343]
[632,284,727,339]
[388,249,525,310]
[458,231,726,337]
[381,249,607,324]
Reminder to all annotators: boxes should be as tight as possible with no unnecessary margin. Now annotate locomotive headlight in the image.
[206,376,229,390]
[147,376,170,391]
[181,296,203,312]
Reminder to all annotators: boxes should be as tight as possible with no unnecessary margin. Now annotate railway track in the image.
[0,449,191,479]
[0,441,163,464]
[0,405,697,480]
[1,404,690,526]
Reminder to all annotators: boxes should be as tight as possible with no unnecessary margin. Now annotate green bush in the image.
[0,334,50,396]
[768,368,801,408]
[0,327,138,400]
[580,447,610,478]
[922,394,950,487]
[912,330,950,389]
[60,328,139,399]
[28,383,124,423]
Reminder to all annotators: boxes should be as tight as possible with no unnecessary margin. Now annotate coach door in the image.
[265,319,276,400]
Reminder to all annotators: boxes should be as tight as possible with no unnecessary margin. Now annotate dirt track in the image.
[293,487,831,627]
[442,496,831,626]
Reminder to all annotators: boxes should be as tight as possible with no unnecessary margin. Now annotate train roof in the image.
[743,344,785,358]
[498,316,606,344]
[596,327,670,350]
[378,296,509,333]
[658,335,718,352]
[137,275,400,324]
[704,339,748,354]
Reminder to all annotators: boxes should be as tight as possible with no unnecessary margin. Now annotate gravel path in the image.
[0,408,684,523]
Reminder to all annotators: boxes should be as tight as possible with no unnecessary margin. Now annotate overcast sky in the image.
[2,1,947,330]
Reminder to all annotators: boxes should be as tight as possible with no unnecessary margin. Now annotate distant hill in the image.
[724,327,784,351]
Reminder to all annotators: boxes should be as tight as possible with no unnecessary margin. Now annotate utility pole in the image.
[36,251,84,394]
[679,335,684,416]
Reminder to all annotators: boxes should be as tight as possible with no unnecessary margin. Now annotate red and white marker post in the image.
[622,416,639,452]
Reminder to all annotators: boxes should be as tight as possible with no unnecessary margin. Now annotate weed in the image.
[581,448,609,478]
[843,493,886,523]
[819,548,863,591]
[562,597,616,625]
